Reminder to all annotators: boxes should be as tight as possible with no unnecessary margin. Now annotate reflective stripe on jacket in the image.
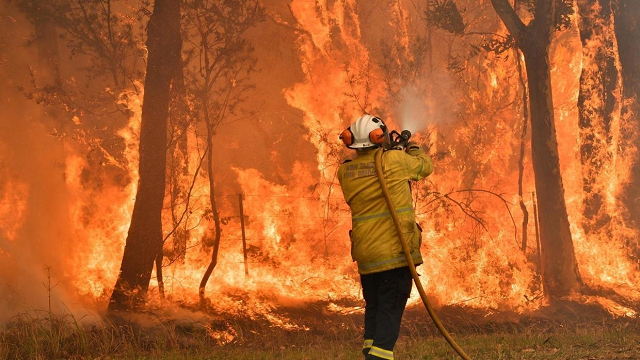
[338,146,433,274]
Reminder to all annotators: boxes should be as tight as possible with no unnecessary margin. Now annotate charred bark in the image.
[108,0,181,312]
[577,0,619,234]
[490,0,581,298]
[614,1,640,239]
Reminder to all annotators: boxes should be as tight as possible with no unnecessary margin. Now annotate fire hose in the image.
[373,147,472,360]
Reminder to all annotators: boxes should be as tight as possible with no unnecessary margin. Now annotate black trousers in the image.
[360,266,413,359]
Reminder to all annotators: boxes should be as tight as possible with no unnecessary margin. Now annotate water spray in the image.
[373,136,471,360]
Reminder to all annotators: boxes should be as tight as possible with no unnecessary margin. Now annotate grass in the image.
[1,306,639,359]
[398,320,640,359]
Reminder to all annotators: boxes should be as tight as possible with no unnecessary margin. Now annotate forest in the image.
[0,0,639,358]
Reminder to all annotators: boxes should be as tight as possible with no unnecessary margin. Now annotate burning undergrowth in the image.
[98,295,639,352]
[2,301,639,360]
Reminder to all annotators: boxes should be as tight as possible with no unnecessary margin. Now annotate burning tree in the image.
[577,0,620,237]
[108,0,181,311]
[8,0,148,303]
[489,0,582,298]
[615,1,640,254]
[179,0,265,303]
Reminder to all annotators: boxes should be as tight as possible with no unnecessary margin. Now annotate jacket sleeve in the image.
[403,145,433,181]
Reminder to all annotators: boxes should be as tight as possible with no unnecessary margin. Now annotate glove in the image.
[406,141,420,150]
[405,141,424,155]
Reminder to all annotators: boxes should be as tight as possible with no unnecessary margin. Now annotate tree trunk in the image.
[577,0,619,233]
[108,0,181,312]
[515,46,530,253]
[198,120,223,304]
[523,43,581,297]
[614,1,640,240]
[490,0,581,298]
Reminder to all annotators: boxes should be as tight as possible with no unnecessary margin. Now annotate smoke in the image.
[0,110,95,322]
[396,72,459,136]
[398,85,429,134]
[0,5,99,323]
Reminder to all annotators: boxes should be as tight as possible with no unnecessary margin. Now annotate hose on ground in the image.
[374,148,472,360]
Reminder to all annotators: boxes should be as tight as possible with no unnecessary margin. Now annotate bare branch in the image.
[490,0,527,44]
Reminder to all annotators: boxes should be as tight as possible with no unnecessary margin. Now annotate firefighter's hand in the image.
[406,141,419,150]
[405,141,423,155]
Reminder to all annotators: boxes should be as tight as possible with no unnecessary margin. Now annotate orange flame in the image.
[1,0,639,323]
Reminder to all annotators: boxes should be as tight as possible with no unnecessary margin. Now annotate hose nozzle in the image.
[399,130,411,147]
[385,129,412,150]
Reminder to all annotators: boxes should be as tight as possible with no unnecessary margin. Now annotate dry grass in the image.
[1,303,639,359]
[398,317,640,359]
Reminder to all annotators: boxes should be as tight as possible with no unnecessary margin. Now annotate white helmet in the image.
[340,115,386,149]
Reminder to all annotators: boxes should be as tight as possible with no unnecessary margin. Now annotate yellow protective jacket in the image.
[338,146,433,274]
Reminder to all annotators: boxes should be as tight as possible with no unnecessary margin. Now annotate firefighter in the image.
[338,114,433,360]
